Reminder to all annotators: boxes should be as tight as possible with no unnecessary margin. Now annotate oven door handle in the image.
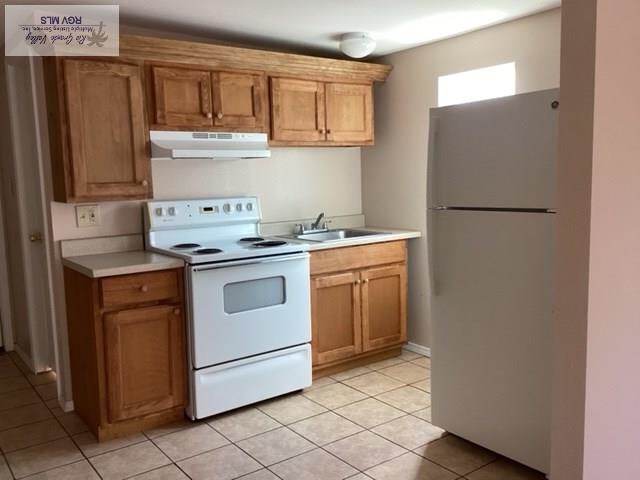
[191,252,310,272]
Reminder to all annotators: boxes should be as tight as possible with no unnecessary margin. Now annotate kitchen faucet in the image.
[294,212,330,234]
[310,212,325,230]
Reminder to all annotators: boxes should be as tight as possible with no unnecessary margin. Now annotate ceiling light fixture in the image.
[339,32,376,59]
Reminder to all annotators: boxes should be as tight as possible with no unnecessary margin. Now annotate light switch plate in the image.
[75,205,99,228]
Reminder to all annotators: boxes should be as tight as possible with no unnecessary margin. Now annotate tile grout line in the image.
[1,356,90,480]
[205,424,286,480]
[0,350,432,480]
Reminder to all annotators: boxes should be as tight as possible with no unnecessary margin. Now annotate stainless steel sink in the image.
[290,229,387,242]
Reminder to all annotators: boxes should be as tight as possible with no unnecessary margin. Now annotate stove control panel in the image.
[145,197,261,229]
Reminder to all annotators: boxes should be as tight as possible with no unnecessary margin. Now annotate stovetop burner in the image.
[193,248,223,255]
[172,243,201,249]
[252,240,287,248]
[239,237,264,243]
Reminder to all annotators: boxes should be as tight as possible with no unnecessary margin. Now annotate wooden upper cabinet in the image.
[311,271,362,365]
[361,264,407,352]
[151,66,213,127]
[46,58,151,202]
[149,66,268,132]
[270,78,326,142]
[211,71,267,130]
[270,77,374,145]
[325,82,373,143]
[104,304,186,423]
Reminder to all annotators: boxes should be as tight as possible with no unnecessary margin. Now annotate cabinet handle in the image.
[173,308,181,316]
[141,179,149,187]
[355,280,361,284]
[217,112,224,120]
[319,129,325,134]
[206,112,213,119]
[140,285,149,292]
[364,279,369,283]
[326,129,331,134]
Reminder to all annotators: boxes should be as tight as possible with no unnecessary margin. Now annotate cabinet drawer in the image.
[310,241,407,276]
[101,270,180,308]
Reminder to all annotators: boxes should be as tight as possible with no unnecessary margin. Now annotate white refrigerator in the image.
[428,89,559,474]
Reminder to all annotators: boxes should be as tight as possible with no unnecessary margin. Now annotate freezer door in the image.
[430,209,553,473]
[428,88,558,209]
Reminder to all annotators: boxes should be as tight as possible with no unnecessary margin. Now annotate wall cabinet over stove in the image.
[63,266,186,440]
[310,241,408,377]
[148,65,268,132]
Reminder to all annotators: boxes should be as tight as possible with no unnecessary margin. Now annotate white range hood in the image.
[150,131,270,160]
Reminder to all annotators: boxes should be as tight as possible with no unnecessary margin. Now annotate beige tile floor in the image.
[0,349,546,480]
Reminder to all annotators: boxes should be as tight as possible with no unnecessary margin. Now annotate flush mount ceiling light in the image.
[339,32,376,58]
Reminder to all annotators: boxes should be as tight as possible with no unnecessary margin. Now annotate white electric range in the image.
[145,197,311,419]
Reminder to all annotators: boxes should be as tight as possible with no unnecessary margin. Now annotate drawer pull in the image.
[140,285,149,292]
[173,308,181,316]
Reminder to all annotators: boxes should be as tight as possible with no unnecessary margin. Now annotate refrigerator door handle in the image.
[427,210,439,297]
[427,115,440,209]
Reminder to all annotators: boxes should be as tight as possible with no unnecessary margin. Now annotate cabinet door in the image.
[270,78,326,142]
[104,304,186,422]
[311,271,362,365]
[151,66,213,127]
[361,264,407,351]
[211,71,267,130]
[62,59,151,200]
[325,82,374,143]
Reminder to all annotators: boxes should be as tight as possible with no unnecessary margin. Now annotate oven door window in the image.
[223,276,286,314]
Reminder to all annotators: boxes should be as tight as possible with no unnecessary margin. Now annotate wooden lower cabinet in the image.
[64,267,186,440]
[311,241,408,376]
[361,265,407,351]
[104,305,185,423]
[311,271,362,365]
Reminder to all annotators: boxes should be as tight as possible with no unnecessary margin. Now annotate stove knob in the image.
[155,207,165,217]
[223,203,231,214]
[167,207,177,216]
[236,203,243,212]
[246,202,253,211]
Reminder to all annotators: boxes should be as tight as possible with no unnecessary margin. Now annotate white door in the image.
[430,209,553,473]
[3,57,54,372]
[428,89,559,209]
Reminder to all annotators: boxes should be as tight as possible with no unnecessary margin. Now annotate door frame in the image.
[0,189,14,350]
[3,56,59,376]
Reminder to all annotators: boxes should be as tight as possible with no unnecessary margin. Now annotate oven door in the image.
[187,253,311,369]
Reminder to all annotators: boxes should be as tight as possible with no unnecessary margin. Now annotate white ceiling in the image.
[2,0,561,57]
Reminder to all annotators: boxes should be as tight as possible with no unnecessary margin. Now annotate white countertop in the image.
[62,251,185,278]
[278,227,421,251]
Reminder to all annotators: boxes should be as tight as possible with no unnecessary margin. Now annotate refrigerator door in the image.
[430,209,553,473]
[428,89,558,210]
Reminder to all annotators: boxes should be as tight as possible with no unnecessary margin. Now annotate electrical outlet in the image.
[75,205,100,228]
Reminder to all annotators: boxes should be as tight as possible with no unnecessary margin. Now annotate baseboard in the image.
[405,342,431,357]
[63,399,74,413]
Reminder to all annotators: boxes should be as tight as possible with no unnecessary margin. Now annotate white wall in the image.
[362,9,561,348]
[51,147,362,241]
[553,0,640,477]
